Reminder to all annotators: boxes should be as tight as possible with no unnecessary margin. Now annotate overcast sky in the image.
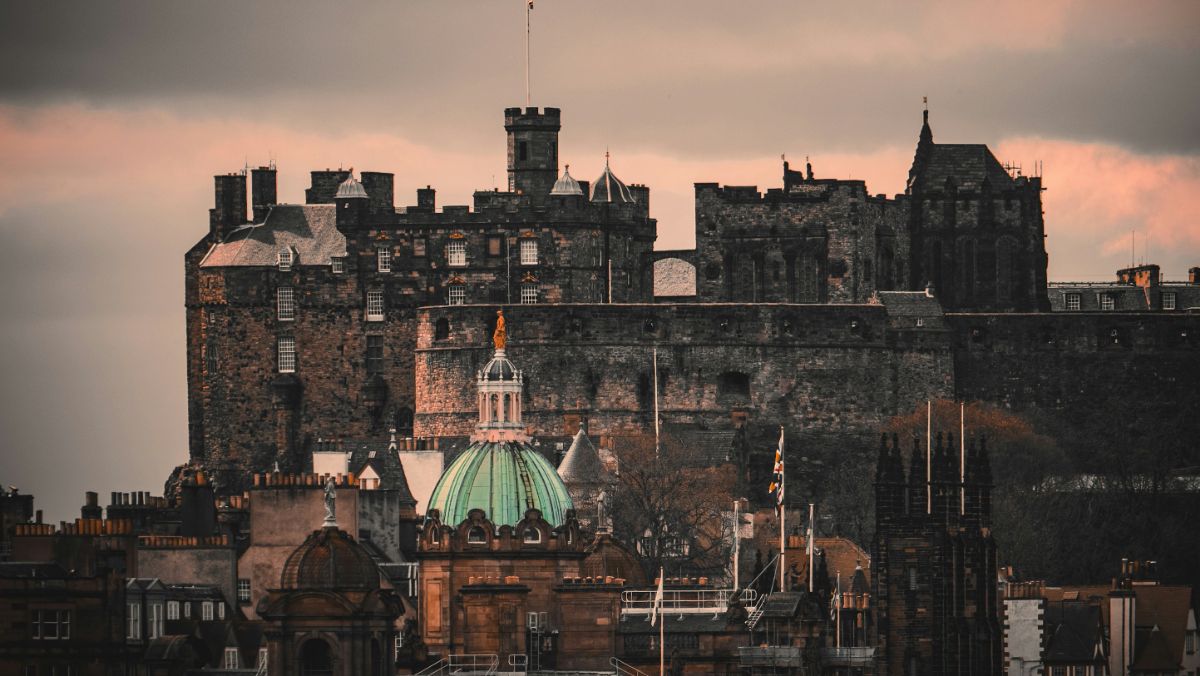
[1,1,1198,521]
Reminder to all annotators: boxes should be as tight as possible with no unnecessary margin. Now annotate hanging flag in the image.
[650,568,664,627]
[768,427,785,513]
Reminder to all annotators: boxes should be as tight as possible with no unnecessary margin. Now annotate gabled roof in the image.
[346,439,417,505]
[1044,602,1105,664]
[912,143,1014,193]
[784,536,871,590]
[557,429,607,483]
[200,204,345,267]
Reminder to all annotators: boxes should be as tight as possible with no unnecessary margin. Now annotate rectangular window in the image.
[258,648,269,668]
[224,647,240,669]
[1065,293,1081,311]
[366,290,385,321]
[1100,293,1116,311]
[217,603,225,620]
[447,240,467,267]
[366,335,384,376]
[487,236,503,257]
[448,285,466,306]
[127,603,140,639]
[413,238,426,257]
[32,609,70,640]
[907,567,918,591]
[521,283,538,305]
[276,286,295,321]
[377,247,392,273]
[520,238,538,266]
[205,335,219,373]
[183,602,191,618]
[167,601,179,619]
[201,601,213,621]
[277,248,293,271]
[331,257,345,274]
[1162,292,1177,311]
[237,579,251,604]
[149,603,162,639]
[277,336,296,374]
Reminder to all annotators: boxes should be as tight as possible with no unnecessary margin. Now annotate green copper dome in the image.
[427,441,574,528]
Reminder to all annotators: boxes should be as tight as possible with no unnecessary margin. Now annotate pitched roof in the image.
[200,204,345,267]
[783,536,872,590]
[1044,602,1105,664]
[557,429,607,483]
[913,143,1014,193]
[346,438,417,504]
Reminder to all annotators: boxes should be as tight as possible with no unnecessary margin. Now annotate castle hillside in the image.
[184,105,1200,492]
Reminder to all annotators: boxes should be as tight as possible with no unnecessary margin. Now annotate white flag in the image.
[650,569,664,627]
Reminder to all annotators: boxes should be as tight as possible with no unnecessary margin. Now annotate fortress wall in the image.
[414,304,955,440]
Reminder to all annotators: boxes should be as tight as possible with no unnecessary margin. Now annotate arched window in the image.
[300,639,333,676]
[502,393,510,422]
[522,528,542,544]
[467,526,487,545]
[490,394,499,422]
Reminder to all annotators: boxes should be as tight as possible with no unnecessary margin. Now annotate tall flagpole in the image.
[778,426,785,592]
[524,1,532,107]
[835,571,842,648]
[653,347,660,458]
[732,499,740,592]
[807,503,815,593]
[659,567,665,676]
[926,400,932,514]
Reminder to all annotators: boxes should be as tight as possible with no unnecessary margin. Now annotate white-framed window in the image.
[224,647,240,669]
[127,603,141,639]
[167,601,179,620]
[377,246,392,273]
[217,602,225,620]
[1065,293,1081,311]
[183,602,191,618]
[522,527,541,544]
[520,238,538,266]
[448,284,466,306]
[1162,291,1177,310]
[277,247,293,271]
[148,603,163,639]
[467,526,487,544]
[395,635,403,659]
[237,579,251,604]
[447,240,467,267]
[32,610,70,640]
[366,290,385,321]
[915,317,925,327]
[520,283,538,305]
[331,257,345,274]
[276,286,295,321]
[1099,293,1116,311]
[201,601,214,621]
[277,336,296,373]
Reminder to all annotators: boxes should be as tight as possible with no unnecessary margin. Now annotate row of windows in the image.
[30,609,70,640]
[375,238,539,272]
[276,335,393,375]
[129,601,222,639]
[1063,291,1179,311]
[275,281,541,323]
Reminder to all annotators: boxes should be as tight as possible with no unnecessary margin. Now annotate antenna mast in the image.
[525,1,533,107]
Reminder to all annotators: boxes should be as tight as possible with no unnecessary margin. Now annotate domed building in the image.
[418,311,625,670]
[257,480,402,676]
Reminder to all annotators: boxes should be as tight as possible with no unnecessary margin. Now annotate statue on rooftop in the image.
[494,309,507,351]
[323,475,337,528]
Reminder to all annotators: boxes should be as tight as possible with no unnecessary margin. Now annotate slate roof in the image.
[200,204,345,267]
[661,424,737,466]
[877,291,947,329]
[1043,602,1104,664]
[759,592,805,618]
[557,429,607,484]
[346,439,417,504]
[913,143,1014,193]
[784,536,872,590]
[591,159,635,204]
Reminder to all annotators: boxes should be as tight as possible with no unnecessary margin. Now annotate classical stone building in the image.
[872,432,1002,676]
[181,103,1199,499]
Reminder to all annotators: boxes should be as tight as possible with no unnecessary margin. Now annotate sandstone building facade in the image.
[183,104,1199,492]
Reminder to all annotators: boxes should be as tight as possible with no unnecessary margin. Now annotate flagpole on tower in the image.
[926,400,932,514]
[776,426,785,592]
[807,503,815,593]
[525,0,533,107]
[960,402,966,515]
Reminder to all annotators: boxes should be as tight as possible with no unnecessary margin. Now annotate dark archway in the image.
[300,638,333,676]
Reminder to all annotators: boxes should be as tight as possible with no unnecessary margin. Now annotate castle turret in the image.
[334,171,370,230]
[505,106,560,197]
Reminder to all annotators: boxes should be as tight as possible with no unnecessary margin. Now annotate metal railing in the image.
[621,588,737,616]
[821,646,876,665]
[610,656,649,676]
[738,646,803,667]
[449,654,500,674]
[506,654,528,673]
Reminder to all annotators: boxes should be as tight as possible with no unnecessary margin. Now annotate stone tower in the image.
[505,107,561,197]
[872,432,1002,675]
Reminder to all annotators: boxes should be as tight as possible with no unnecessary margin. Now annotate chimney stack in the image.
[210,172,248,239]
[417,185,437,211]
[251,166,277,222]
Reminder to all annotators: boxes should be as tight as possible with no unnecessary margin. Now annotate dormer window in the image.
[377,247,392,273]
[467,526,487,545]
[1099,293,1116,311]
[277,247,293,271]
[522,528,542,544]
[331,257,345,274]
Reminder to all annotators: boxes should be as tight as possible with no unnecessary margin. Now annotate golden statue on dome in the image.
[493,309,506,351]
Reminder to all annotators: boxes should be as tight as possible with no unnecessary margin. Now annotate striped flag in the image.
[768,427,784,512]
